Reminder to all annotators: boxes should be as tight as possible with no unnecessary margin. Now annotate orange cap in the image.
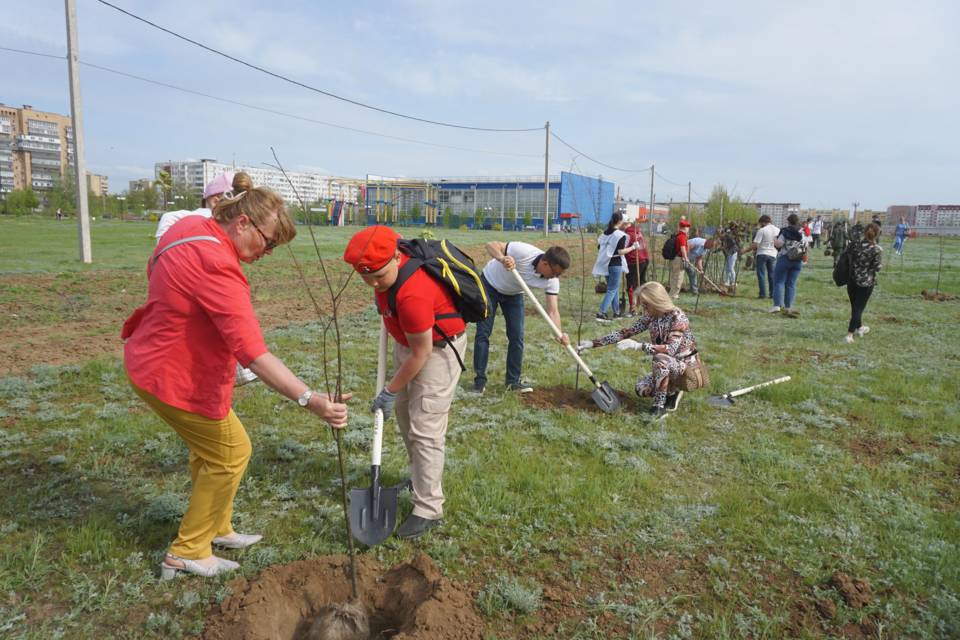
[343,225,399,273]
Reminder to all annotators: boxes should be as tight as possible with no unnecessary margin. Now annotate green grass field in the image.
[0,217,958,638]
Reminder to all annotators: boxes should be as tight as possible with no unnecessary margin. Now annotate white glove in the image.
[616,339,643,351]
[576,339,593,353]
[631,242,641,250]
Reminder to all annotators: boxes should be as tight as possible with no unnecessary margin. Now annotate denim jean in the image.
[473,275,525,387]
[724,252,738,285]
[772,255,803,309]
[599,264,623,315]
[683,261,699,294]
[756,254,776,298]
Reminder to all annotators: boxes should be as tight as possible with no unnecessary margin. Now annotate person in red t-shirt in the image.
[621,221,649,316]
[344,226,466,540]
[123,172,350,580]
[668,219,691,299]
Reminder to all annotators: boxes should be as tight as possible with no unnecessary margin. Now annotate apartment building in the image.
[87,173,108,196]
[154,159,360,204]
[0,104,74,197]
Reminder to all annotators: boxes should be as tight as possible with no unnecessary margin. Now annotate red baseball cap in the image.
[343,225,399,273]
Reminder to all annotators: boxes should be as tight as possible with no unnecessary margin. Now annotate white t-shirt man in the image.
[812,218,823,235]
[753,224,780,258]
[155,208,212,243]
[482,241,560,296]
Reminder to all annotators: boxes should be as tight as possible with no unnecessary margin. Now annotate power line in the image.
[654,170,687,187]
[550,131,652,173]
[1,46,540,159]
[95,0,543,133]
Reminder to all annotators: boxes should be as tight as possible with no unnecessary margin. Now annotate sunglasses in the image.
[248,216,277,251]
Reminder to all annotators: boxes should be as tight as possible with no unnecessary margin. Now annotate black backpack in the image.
[382,238,489,370]
[832,245,853,287]
[661,233,679,260]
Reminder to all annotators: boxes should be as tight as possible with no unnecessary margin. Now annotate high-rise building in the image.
[87,173,108,196]
[0,104,74,198]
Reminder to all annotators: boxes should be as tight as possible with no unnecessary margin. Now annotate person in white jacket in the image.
[592,212,639,321]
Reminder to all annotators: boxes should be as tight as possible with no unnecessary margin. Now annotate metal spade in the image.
[349,323,399,545]
[510,269,621,413]
[708,375,791,407]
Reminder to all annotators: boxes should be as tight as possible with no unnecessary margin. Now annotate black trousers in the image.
[847,283,874,333]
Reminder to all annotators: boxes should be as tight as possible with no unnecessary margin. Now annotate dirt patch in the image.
[202,553,484,640]
[829,571,873,609]
[521,384,640,414]
[921,289,957,301]
[0,237,586,378]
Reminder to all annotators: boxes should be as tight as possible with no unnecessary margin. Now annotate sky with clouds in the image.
[3,0,958,209]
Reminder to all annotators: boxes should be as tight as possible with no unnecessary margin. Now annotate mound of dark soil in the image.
[921,289,957,301]
[202,553,484,640]
[522,385,641,414]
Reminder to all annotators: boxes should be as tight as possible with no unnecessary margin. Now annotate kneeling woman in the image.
[579,281,700,418]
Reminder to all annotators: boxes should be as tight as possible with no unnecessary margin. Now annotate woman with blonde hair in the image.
[578,281,701,418]
[844,222,883,343]
[123,172,350,579]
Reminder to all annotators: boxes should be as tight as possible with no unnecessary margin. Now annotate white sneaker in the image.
[844,335,855,344]
[768,306,781,313]
[856,326,870,337]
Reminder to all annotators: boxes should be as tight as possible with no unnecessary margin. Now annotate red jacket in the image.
[624,225,649,263]
[122,216,268,419]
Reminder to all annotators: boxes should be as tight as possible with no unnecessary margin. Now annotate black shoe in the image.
[507,381,534,393]
[471,380,485,394]
[648,405,668,420]
[664,391,683,412]
[595,313,611,323]
[396,514,441,539]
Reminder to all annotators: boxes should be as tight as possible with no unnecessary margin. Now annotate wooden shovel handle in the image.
[508,269,597,380]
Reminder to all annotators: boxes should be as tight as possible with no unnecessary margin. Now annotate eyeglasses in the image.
[248,216,277,251]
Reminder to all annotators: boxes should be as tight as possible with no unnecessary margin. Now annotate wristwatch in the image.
[297,389,313,408]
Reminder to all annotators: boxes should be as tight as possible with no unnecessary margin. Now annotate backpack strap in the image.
[149,235,221,274]
[384,257,423,316]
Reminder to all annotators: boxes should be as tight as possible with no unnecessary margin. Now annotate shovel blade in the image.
[591,382,621,413]
[707,394,736,407]
[349,486,399,546]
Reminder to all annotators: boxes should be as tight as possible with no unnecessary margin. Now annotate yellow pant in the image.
[130,381,251,559]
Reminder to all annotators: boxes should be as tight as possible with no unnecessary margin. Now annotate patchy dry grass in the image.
[0,219,958,638]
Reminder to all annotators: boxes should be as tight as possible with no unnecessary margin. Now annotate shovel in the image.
[349,323,399,545]
[708,375,791,407]
[509,269,621,414]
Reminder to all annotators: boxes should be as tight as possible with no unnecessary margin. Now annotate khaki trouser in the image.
[129,379,251,559]
[669,256,686,297]
[393,333,466,520]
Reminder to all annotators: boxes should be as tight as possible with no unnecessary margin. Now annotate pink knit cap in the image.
[203,171,235,200]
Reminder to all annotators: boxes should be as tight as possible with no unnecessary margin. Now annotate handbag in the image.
[678,355,710,391]
[594,279,607,294]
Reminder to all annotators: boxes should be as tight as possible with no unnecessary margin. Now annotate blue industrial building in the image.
[363,172,614,230]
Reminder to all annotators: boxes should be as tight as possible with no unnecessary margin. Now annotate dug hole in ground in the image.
[201,553,484,640]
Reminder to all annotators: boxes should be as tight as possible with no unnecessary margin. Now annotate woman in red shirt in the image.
[123,172,349,579]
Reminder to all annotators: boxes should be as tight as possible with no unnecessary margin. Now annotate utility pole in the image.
[648,165,656,280]
[65,0,91,263]
[687,181,692,222]
[851,201,859,223]
[543,121,550,238]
